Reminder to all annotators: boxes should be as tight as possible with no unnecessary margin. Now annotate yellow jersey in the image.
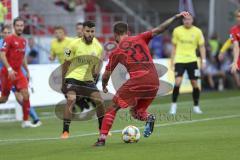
[220,39,232,54]
[172,25,205,63]
[65,38,103,81]
[50,37,73,64]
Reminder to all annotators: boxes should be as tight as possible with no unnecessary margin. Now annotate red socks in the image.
[22,100,30,121]
[100,107,117,137]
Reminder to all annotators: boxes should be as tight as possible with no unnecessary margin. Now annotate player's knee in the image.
[66,92,76,102]
[94,99,104,108]
[190,80,198,88]
[0,97,8,103]
[175,78,182,86]
[21,91,30,100]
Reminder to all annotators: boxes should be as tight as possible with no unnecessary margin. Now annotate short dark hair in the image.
[1,25,10,32]
[54,25,65,31]
[13,17,24,26]
[113,21,128,35]
[83,21,95,28]
[76,22,83,27]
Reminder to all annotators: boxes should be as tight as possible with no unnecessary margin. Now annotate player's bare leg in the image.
[0,96,8,103]
[14,92,42,127]
[89,91,105,132]
[61,90,76,139]
[19,88,36,128]
[94,103,120,147]
[190,80,203,114]
[170,77,183,115]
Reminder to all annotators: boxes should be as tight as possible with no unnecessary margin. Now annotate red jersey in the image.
[230,25,240,42]
[106,31,158,80]
[0,34,27,71]
[230,25,240,68]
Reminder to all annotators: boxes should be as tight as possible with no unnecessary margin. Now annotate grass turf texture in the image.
[0,90,239,160]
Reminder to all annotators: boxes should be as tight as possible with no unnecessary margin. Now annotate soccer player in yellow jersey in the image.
[49,26,73,64]
[169,14,206,115]
[61,21,105,138]
[76,22,83,38]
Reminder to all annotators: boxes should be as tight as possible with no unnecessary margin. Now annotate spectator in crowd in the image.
[75,0,86,23]
[149,35,164,58]
[55,0,76,12]
[0,1,8,28]
[26,37,39,64]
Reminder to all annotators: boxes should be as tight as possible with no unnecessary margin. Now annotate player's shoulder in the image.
[65,37,74,42]
[192,26,202,31]
[50,38,57,45]
[174,25,184,31]
[4,34,14,41]
[93,38,103,50]
[230,25,240,32]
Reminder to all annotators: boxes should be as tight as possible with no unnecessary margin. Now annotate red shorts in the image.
[0,69,28,97]
[113,76,159,109]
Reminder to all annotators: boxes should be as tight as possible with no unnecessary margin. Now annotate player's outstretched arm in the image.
[219,39,232,61]
[231,41,240,73]
[152,11,189,36]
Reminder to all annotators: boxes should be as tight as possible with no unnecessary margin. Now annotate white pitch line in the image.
[0,114,239,144]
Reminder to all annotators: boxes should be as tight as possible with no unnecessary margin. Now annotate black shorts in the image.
[63,78,99,98]
[175,62,200,80]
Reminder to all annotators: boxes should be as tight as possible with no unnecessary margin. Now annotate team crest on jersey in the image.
[64,48,71,57]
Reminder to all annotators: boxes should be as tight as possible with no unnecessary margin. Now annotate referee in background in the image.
[169,13,206,115]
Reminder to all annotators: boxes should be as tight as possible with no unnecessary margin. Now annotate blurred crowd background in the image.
[0,0,240,91]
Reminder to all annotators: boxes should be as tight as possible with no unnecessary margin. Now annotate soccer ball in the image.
[122,125,141,143]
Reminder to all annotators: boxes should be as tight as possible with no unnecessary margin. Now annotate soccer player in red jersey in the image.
[0,17,35,128]
[94,11,190,146]
[229,9,240,73]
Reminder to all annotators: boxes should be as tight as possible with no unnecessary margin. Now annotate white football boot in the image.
[193,106,203,114]
[21,121,36,128]
[169,103,177,115]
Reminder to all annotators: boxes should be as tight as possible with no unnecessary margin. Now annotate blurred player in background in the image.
[226,9,240,73]
[61,21,105,139]
[0,25,41,127]
[76,22,83,38]
[169,13,206,115]
[49,26,73,64]
[0,17,35,128]
[94,12,190,146]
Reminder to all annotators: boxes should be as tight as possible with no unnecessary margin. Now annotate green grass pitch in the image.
[0,90,239,160]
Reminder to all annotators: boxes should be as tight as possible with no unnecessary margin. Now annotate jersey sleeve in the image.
[105,52,121,72]
[172,29,178,45]
[220,39,232,54]
[138,31,153,44]
[230,27,239,43]
[0,36,11,53]
[197,30,205,46]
